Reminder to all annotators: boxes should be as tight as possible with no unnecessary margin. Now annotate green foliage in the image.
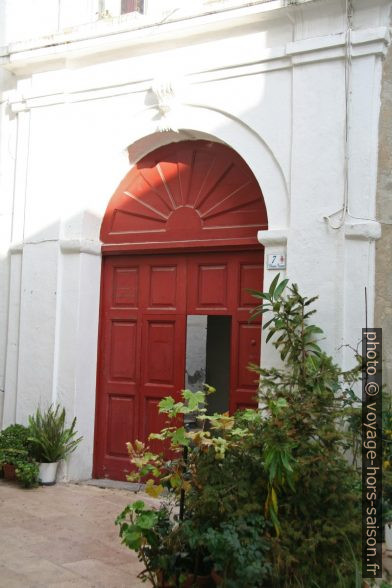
[185,515,271,587]
[0,423,31,464]
[383,391,392,525]
[0,424,39,488]
[28,405,83,463]
[115,500,175,588]
[251,275,362,586]
[117,276,362,587]
[121,390,272,584]
[15,460,39,488]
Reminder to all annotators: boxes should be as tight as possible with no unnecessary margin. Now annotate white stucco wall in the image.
[0,0,389,479]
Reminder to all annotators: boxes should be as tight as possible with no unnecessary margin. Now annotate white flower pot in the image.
[38,462,59,486]
[386,523,392,552]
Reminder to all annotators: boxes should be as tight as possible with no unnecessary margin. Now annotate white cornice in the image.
[257,229,288,247]
[344,221,382,241]
[9,239,102,255]
[0,1,299,72]
[0,0,389,76]
[4,24,390,114]
[60,239,102,255]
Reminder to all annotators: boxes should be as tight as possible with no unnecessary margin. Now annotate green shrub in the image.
[183,515,271,587]
[0,424,39,488]
[250,275,362,586]
[15,461,40,488]
[116,500,175,587]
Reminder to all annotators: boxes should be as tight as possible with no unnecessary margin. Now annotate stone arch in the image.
[98,102,288,239]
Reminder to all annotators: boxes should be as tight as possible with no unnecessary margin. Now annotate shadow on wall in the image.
[375,44,392,390]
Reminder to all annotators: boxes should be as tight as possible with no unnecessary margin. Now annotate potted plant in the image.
[0,424,39,488]
[28,405,82,485]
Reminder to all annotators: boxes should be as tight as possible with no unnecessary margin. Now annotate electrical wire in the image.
[323,0,392,228]
[324,0,353,230]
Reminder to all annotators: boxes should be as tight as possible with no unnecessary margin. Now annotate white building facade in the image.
[0,0,390,480]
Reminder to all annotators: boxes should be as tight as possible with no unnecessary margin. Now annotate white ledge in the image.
[1,5,389,75]
[257,229,288,247]
[60,239,102,255]
[9,239,102,255]
[9,243,23,254]
[1,1,294,71]
[287,27,389,56]
[344,221,381,241]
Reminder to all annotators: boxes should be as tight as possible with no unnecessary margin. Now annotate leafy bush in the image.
[28,405,82,463]
[15,460,40,488]
[382,391,392,526]
[0,424,39,488]
[117,276,362,587]
[0,423,31,460]
[250,275,362,586]
[184,515,271,587]
[116,500,175,587]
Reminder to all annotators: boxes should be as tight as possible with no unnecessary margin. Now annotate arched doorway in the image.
[94,140,268,480]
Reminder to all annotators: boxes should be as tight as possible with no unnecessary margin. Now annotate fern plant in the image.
[28,405,82,463]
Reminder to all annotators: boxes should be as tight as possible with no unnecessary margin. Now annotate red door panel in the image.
[107,395,136,456]
[230,252,263,413]
[109,321,137,380]
[187,254,233,314]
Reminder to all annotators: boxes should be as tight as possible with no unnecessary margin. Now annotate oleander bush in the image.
[249,277,362,586]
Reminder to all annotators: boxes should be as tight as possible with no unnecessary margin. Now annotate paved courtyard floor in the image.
[2,478,392,587]
[0,479,155,587]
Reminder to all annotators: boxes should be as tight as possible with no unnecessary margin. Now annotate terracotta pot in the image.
[3,463,17,480]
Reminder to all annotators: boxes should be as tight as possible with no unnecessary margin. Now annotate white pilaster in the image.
[2,109,30,427]
[257,229,288,369]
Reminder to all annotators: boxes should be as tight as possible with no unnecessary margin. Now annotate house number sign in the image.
[267,253,286,269]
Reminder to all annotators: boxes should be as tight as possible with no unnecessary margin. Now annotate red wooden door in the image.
[94,250,262,480]
[95,140,268,480]
[94,255,186,480]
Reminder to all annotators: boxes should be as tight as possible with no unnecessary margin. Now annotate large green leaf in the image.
[268,273,281,297]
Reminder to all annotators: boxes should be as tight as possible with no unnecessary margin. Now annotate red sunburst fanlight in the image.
[101,140,268,249]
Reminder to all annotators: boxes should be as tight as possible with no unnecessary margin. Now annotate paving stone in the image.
[0,480,150,587]
[62,559,141,587]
